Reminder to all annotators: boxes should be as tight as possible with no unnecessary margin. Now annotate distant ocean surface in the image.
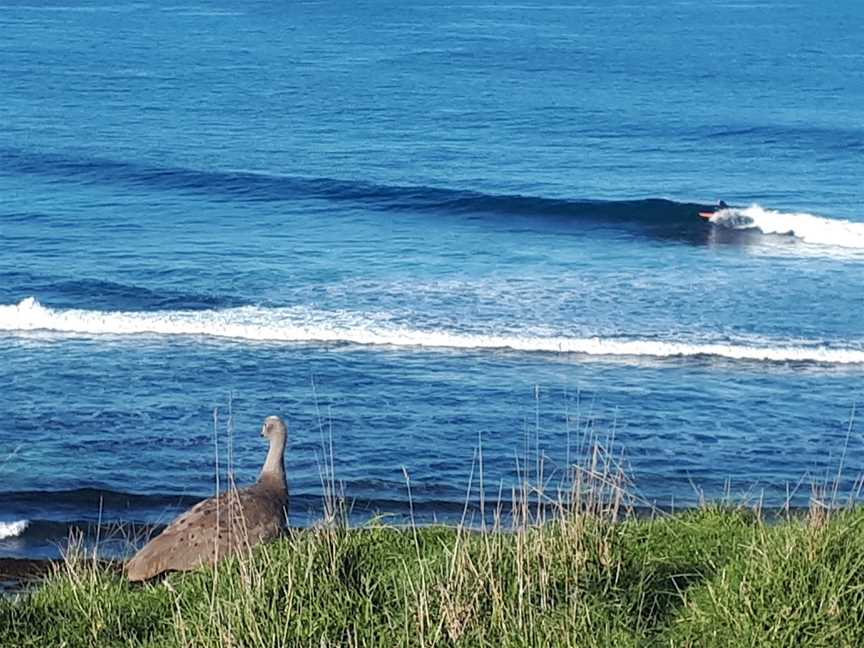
[1,0,863,558]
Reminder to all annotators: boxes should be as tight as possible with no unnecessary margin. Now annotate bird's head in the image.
[261,415,287,441]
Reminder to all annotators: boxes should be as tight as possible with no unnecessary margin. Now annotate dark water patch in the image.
[0,488,199,523]
[0,272,244,311]
[702,123,864,153]
[0,519,151,561]
[0,210,57,223]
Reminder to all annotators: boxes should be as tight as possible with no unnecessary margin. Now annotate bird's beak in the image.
[261,425,267,437]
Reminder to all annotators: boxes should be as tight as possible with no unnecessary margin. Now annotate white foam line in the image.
[710,205,864,249]
[0,520,29,540]
[2,297,863,364]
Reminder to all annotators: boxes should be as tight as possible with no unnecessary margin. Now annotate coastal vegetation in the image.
[3,477,864,646]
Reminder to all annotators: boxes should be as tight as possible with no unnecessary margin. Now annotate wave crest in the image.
[1,298,863,365]
[0,148,706,225]
[710,205,864,249]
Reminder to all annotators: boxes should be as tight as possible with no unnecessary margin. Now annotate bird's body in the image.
[126,416,288,582]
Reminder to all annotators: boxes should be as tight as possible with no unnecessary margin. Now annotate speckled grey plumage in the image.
[126,416,288,582]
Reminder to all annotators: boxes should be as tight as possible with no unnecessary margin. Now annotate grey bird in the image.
[126,415,288,582]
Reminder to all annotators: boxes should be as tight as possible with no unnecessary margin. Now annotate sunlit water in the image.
[1,0,863,557]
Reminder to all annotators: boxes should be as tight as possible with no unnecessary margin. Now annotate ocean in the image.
[1,0,863,558]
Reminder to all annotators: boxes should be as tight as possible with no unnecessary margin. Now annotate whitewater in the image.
[0,521,28,541]
[2,297,862,365]
[710,205,864,249]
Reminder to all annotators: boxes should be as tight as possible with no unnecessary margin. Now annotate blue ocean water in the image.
[1,0,863,558]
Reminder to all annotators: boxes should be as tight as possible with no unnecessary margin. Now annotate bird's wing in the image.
[126,487,285,581]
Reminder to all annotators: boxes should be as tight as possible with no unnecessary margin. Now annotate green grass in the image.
[4,506,864,647]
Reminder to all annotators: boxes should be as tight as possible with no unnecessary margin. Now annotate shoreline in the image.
[0,558,61,594]
[0,558,123,595]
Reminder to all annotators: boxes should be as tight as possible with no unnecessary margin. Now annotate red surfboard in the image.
[698,211,715,220]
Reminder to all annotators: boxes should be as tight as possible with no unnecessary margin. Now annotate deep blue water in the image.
[1,0,863,558]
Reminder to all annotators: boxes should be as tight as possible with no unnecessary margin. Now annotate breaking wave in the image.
[0,520,29,540]
[2,298,863,365]
[8,148,862,251]
[709,205,864,249]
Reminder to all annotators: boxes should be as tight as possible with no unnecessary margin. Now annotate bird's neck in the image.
[258,434,287,493]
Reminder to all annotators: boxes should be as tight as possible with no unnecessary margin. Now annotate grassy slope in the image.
[3,507,864,647]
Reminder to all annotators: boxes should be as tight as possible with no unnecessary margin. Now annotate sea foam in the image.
[0,519,29,540]
[710,205,864,249]
[2,298,863,365]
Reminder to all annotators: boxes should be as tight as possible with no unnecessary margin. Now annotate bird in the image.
[126,415,288,582]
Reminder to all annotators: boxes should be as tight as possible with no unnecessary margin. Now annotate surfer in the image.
[697,200,729,220]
